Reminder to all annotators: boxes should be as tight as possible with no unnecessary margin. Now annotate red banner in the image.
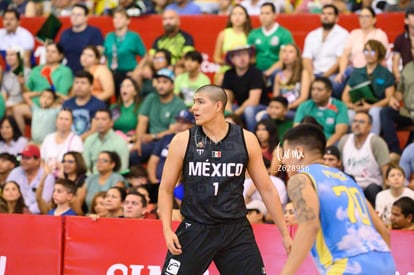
[0,215,413,274]
[391,230,414,275]
[0,214,63,275]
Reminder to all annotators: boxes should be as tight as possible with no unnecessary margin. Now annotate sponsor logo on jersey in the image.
[188,162,244,177]
[165,259,181,275]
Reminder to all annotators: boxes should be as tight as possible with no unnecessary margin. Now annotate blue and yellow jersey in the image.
[301,164,391,273]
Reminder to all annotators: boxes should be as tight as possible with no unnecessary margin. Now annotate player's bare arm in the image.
[158,130,188,255]
[281,173,320,275]
[244,130,292,253]
[366,199,391,248]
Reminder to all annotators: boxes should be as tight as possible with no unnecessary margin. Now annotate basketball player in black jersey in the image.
[158,85,292,275]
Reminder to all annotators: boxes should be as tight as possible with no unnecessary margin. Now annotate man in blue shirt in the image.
[58,4,104,74]
[62,71,106,140]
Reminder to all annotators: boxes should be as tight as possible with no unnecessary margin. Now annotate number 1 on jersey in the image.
[213,182,219,196]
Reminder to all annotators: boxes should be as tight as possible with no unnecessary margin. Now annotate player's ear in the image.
[408,214,413,223]
[216,101,223,112]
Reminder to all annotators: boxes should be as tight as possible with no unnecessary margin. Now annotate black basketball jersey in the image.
[180,123,249,224]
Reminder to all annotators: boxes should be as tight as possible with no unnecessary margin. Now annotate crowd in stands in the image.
[0,1,414,232]
[1,0,414,17]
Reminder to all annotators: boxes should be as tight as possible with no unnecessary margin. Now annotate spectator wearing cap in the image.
[131,68,186,165]
[246,199,267,224]
[222,45,268,131]
[0,152,19,186]
[323,145,343,170]
[392,7,414,84]
[83,108,130,174]
[6,144,55,214]
[173,51,211,107]
[0,115,28,156]
[338,111,390,207]
[147,109,195,184]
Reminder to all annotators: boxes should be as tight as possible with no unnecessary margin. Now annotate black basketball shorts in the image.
[162,217,266,275]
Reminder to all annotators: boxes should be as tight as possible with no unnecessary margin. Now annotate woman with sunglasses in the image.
[342,39,395,135]
[335,7,388,85]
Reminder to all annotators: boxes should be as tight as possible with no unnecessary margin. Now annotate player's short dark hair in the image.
[72,3,89,15]
[283,123,326,156]
[55,178,77,195]
[393,197,414,219]
[261,2,276,13]
[184,51,203,64]
[196,85,228,114]
[75,70,94,85]
[322,4,339,16]
[269,96,288,109]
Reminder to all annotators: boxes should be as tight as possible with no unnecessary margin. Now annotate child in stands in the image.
[48,178,77,216]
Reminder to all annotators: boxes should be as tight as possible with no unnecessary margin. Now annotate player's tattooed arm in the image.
[287,174,316,223]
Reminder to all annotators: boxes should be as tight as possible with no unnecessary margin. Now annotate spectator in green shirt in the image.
[83,109,130,174]
[110,77,141,137]
[14,42,73,135]
[174,51,211,107]
[130,68,186,165]
[294,76,349,146]
[104,8,146,96]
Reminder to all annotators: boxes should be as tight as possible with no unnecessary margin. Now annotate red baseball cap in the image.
[20,144,40,158]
